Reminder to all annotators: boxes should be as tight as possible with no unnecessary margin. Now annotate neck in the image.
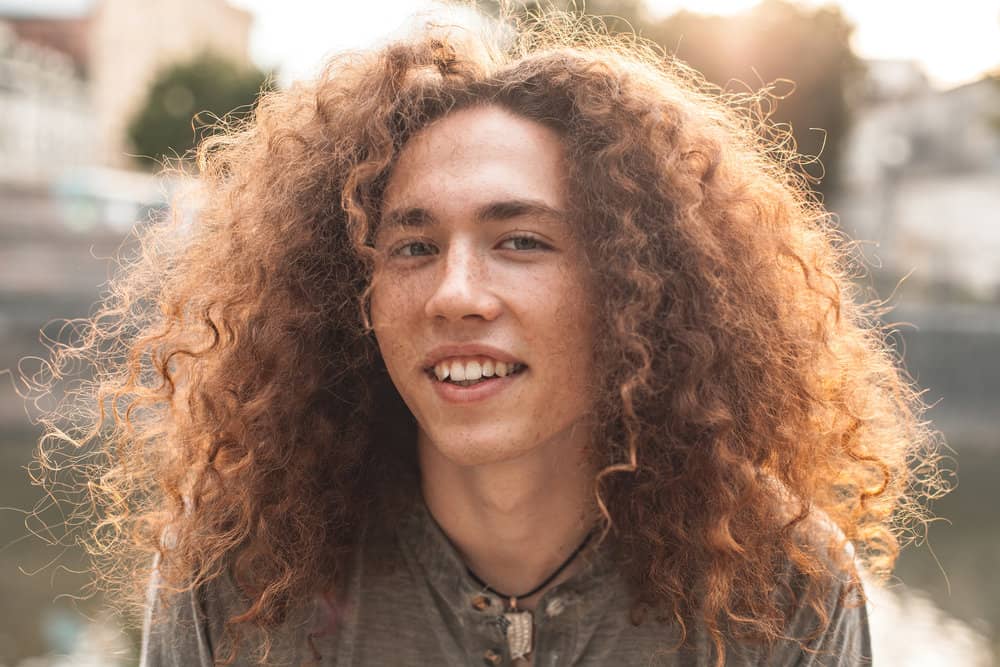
[419,430,596,611]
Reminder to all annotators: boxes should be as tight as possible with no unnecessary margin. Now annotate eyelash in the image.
[390,234,552,257]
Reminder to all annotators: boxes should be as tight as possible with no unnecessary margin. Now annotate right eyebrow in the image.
[380,207,435,230]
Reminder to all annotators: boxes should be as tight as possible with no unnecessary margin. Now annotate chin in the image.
[420,427,537,468]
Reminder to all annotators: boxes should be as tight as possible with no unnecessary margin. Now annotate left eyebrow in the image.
[380,198,568,230]
[473,199,568,225]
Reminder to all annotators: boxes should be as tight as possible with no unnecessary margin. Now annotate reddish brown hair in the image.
[27,5,945,665]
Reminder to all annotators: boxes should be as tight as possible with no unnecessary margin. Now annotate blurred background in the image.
[0,0,996,665]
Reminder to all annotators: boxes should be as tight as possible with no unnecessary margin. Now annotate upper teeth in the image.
[432,358,521,382]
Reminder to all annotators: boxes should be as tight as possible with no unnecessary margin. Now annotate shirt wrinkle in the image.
[140,502,873,666]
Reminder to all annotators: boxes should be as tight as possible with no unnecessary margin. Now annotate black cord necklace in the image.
[466,528,595,609]
[465,529,595,660]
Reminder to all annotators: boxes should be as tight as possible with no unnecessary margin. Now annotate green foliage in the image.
[127,51,273,169]
[645,0,862,195]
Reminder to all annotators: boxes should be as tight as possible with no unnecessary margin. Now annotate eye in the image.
[499,235,551,251]
[392,240,438,257]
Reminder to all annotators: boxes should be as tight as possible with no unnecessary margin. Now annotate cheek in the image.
[531,279,595,374]
[370,280,414,368]
[370,266,432,323]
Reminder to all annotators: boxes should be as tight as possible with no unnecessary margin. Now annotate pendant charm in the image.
[502,610,533,660]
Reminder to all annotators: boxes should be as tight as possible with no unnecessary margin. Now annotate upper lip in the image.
[421,344,525,369]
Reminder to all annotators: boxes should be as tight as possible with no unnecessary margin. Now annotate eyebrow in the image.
[381,199,568,230]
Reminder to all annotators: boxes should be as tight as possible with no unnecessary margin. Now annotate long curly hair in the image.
[26,4,945,665]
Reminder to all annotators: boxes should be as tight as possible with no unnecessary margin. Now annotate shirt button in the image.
[471,594,492,611]
[483,648,502,665]
[545,597,566,617]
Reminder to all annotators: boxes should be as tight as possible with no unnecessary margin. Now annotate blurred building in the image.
[836,60,1000,298]
[1,0,252,170]
[0,21,91,183]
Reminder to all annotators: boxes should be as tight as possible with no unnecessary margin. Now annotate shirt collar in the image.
[395,500,621,617]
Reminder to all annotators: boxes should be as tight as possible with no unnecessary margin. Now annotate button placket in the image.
[532,589,579,665]
[466,590,507,665]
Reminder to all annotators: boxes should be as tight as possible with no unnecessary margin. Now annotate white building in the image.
[0,21,92,183]
[0,0,252,170]
[835,61,1000,297]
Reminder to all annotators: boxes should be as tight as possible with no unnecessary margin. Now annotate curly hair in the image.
[25,4,945,666]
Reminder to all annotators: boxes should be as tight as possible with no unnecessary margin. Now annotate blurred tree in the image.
[644,0,862,196]
[481,0,861,196]
[127,50,273,169]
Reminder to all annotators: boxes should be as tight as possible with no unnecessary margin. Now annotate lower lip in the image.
[429,369,526,404]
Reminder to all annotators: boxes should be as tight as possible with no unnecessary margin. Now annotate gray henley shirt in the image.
[140,503,872,666]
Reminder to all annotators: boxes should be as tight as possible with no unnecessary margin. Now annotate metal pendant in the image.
[502,609,533,660]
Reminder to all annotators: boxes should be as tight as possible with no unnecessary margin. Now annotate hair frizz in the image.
[28,5,945,666]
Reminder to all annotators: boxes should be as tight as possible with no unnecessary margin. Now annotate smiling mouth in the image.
[425,360,528,387]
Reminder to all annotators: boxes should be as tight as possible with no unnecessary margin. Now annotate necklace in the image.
[466,530,595,661]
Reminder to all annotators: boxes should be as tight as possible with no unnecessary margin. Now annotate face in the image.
[370,104,596,468]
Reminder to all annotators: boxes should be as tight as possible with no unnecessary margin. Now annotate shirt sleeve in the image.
[138,553,217,667]
[768,558,874,667]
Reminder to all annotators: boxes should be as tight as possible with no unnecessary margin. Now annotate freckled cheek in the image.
[525,280,595,377]
[370,281,422,371]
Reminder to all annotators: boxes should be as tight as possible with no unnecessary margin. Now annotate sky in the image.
[226,0,1000,89]
[0,0,997,89]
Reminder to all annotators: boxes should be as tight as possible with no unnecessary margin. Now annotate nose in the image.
[424,241,502,322]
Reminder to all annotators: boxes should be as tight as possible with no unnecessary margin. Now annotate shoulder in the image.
[608,509,873,666]
[764,510,873,666]
[139,553,225,667]
[139,553,322,667]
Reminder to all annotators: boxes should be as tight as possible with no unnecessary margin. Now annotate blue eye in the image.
[394,241,438,257]
[500,235,549,251]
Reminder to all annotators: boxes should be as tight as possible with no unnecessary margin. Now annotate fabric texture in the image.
[140,503,873,666]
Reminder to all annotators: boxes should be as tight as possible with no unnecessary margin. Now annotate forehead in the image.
[382,105,569,220]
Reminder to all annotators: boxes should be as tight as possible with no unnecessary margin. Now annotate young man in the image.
[36,6,938,667]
